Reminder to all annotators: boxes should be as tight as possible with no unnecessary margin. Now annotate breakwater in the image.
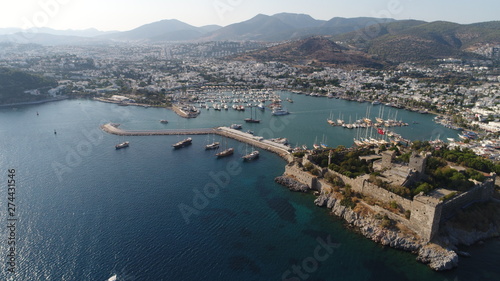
[100,123,293,161]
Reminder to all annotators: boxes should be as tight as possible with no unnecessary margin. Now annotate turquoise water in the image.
[0,95,498,281]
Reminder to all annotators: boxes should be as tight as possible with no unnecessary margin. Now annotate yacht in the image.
[242,150,259,161]
[115,141,129,149]
[216,148,234,158]
[172,138,192,149]
[205,142,220,150]
[272,107,289,116]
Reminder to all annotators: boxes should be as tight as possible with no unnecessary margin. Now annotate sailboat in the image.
[244,106,260,123]
[313,136,320,150]
[172,137,192,149]
[205,134,220,150]
[327,111,335,126]
[320,135,328,149]
[242,144,259,161]
[215,138,234,158]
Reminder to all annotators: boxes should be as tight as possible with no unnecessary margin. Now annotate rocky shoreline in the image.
[276,175,462,271]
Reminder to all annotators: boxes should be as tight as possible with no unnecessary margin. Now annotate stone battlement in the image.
[285,155,495,242]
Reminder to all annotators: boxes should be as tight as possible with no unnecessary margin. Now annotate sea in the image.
[0,92,498,281]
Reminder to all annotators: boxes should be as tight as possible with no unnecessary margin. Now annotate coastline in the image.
[275,167,500,271]
[0,96,68,108]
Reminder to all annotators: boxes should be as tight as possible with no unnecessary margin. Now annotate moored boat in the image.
[172,138,192,149]
[115,141,129,149]
[242,150,259,161]
[205,142,220,150]
[216,148,234,158]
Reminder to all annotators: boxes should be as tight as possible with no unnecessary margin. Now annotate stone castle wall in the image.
[441,176,495,220]
[285,158,495,242]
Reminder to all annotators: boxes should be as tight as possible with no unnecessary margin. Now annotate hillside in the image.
[0,68,57,104]
[336,20,500,62]
[101,19,207,41]
[201,14,396,42]
[233,37,385,68]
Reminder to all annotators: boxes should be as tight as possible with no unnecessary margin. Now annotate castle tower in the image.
[381,150,396,169]
[409,152,430,175]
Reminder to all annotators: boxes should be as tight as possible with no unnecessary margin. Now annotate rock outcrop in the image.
[417,244,459,271]
[312,192,458,270]
[274,176,309,192]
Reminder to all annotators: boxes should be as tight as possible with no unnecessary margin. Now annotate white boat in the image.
[205,142,220,150]
[107,274,117,281]
[242,150,259,161]
[115,141,129,149]
[272,107,289,116]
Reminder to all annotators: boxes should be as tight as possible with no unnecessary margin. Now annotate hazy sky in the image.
[1,0,499,31]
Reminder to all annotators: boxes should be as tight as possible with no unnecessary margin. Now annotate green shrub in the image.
[380,215,391,228]
[404,210,411,219]
[440,192,457,201]
[389,201,399,210]
[304,162,313,171]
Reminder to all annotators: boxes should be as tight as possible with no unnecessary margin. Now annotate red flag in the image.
[378,128,385,135]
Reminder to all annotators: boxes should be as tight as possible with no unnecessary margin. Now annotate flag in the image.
[378,128,385,135]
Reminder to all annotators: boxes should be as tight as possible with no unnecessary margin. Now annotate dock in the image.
[101,123,292,162]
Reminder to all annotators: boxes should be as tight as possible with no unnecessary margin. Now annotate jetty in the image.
[101,123,292,162]
[101,123,213,136]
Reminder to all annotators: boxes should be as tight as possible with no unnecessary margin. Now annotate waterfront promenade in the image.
[101,123,293,161]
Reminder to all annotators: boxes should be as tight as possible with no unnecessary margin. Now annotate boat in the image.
[205,142,220,150]
[115,141,129,149]
[216,147,234,158]
[107,274,117,281]
[230,124,242,130]
[257,103,265,110]
[242,150,259,161]
[272,107,289,116]
[160,120,169,124]
[172,138,192,149]
[313,136,320,150]
[320,135,328,149]
[327,111,335,126]
[244,117,260,123]
[244,107,260,123]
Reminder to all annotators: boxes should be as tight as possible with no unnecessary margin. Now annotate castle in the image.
[285,151,496,242]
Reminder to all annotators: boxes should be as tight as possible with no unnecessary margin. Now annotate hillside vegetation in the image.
[0,67,57,104]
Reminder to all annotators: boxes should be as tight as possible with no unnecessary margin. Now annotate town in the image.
[1,40,499,159]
